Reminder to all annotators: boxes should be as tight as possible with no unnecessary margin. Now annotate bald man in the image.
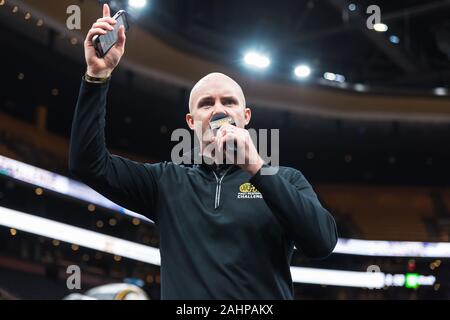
[69,4,338,300]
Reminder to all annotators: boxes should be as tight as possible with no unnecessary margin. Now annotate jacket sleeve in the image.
[250,165,338,258]
[69,78,165,223]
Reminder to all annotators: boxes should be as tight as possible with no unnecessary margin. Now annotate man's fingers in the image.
[218,132,237,153]
[86,28,108,42]
[215,126,233,152]
[217,125,230,138]
[97,17,116,25]
[217,136,223,153]
[214,134,222,153]
[92,22,114,31]
[218,125,238,140]
[103,3,110,18]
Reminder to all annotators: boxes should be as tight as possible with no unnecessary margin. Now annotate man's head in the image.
[186,72,251,148]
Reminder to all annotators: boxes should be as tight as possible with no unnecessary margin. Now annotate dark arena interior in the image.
[0,0,450,303]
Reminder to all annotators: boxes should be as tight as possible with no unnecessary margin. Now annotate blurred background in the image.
[0,0,450,300]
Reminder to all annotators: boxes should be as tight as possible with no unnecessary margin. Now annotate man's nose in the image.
[212,101,227,115]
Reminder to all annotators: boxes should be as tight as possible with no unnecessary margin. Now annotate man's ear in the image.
[244,107,252,126]
[186,113,195,130]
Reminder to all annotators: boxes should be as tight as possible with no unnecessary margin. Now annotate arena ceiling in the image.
[0,0,449,185]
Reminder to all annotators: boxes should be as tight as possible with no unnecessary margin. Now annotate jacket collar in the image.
[182,148,240,176]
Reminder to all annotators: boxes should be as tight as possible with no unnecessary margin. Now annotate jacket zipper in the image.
[211,166,232,209]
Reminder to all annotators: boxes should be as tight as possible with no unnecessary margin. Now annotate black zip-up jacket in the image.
[69,78,338,300]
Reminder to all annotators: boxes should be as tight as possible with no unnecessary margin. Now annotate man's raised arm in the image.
[69,4,164,222]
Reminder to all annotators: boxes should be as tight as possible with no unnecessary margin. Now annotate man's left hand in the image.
[214,124,264,176]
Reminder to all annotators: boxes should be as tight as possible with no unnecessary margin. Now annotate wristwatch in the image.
[84,72,111,84]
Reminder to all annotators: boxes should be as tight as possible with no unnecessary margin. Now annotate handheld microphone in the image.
[209,113,236,153]
[209,113,235,135]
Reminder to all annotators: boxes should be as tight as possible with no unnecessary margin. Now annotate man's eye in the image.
[200,102,212,108]
[224,100,235,106]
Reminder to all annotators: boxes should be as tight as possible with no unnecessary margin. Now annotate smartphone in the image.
[93,10,129,58]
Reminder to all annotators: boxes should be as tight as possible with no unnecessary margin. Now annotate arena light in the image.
[243,51,270,69]
[405,273,420,289]
[0,206,161,265]
[389,35,400,44]
[2,155,450,258]
[290,266,385,288]
[353,83,368,92]
[0,206,436,288]
[334,238,450,258]
[128,0,147,9]
[335,74,345,83]
[324,72,336,81]
[0,155,151,223]
[323,72,345,83]
[433,87,447,96]
[373,23,388,32]
[294,65,311,79]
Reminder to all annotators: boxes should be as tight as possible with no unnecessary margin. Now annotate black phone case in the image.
[93,11,129,58]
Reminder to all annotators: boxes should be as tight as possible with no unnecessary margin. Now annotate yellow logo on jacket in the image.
[238,183,262,199]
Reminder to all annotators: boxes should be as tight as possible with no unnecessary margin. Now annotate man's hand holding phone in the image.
[84,4,126,79]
